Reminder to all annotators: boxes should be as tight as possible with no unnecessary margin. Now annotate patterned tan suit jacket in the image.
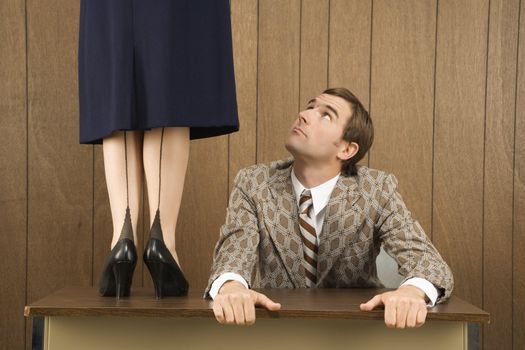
[205,159,454,303]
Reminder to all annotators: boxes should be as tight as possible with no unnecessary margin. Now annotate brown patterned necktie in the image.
[298,189,318,287]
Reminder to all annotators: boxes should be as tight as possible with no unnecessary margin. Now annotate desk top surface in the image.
[24,287,489,323]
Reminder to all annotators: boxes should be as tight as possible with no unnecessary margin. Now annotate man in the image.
[204,87,454,328]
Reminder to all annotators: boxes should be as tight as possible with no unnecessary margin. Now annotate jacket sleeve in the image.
[203,168,260,298]
[375,173,454,303]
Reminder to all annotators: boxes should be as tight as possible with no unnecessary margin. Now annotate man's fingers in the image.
[253,292,281,310]
[231,296,246,325]
[367,288,429,329]
[384,299,397,328]
[416,307,428,327]
[243,297,256,325]
[222,300,235,324]
[212,301,225,324]
[406,304,419,328]
[360,294,383,311]
[395,300,408,328]
[214,291,278,326]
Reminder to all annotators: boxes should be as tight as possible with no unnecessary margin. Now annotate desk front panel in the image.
[44,316,467,350]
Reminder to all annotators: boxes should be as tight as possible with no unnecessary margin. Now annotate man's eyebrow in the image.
[306,98,339,118]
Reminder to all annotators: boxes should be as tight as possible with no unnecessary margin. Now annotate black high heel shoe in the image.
[144,209,189,299]
[99,207,137,298]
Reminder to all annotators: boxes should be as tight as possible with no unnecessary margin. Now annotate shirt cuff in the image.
[400,277,439,307]
[208,272,249,300]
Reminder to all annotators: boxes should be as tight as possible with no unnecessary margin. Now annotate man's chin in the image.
[284,140,297,155]
[285,141,309,160]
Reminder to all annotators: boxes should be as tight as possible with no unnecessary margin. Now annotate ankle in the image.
[111,234,137,249]
[166,244,180,265]
[110,237,119,250]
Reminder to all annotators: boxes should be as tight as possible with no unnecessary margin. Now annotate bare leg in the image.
[143,127,190,266]
[103,130,143,247]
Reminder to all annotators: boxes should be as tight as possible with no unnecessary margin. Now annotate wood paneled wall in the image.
[1,1,523,349]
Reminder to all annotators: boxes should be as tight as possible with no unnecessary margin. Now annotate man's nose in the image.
[298,110,310,125]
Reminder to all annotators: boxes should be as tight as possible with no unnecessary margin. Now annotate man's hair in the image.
[323,87,374,176]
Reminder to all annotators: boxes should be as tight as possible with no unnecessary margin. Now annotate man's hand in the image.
[212,280,281,325]
[359,285,429,328]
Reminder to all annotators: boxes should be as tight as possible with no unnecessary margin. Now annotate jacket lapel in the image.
[316,175,362,285]
[266,159,307,288]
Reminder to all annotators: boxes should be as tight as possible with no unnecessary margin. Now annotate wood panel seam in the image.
[481,0,492,313]
[367,0,374,168]
[431,0,440,243]
[327,0,330,86]
[298,0,302,113]
[255,0,260,165]
[91,146,95,287]
[512,1,523,348]
[24,0,29,348]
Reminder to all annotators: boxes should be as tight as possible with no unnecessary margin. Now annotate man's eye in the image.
[322,114,331,120]
[306,107,313,110]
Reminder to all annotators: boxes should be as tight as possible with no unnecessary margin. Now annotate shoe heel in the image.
[113,261,134,298]
[145,260,165,300]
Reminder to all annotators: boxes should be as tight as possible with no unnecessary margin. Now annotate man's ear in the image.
[337,141,359,161]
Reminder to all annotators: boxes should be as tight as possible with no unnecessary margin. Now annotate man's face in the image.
[285,93,353,164]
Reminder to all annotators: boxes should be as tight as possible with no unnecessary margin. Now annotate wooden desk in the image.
[25,287,489,350]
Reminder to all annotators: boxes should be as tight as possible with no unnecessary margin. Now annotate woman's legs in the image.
[103,130,143,246]
[143,127,190,265]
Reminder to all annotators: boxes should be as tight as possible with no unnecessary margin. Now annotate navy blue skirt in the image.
[78,0,239,144]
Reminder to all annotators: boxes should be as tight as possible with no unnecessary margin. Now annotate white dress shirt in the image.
[209,169,439,306]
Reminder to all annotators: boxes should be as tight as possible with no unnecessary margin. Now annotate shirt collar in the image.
[291,168,340,216]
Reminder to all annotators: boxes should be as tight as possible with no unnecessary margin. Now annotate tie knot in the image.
[299,190,313,216]
[300,189,311,202]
